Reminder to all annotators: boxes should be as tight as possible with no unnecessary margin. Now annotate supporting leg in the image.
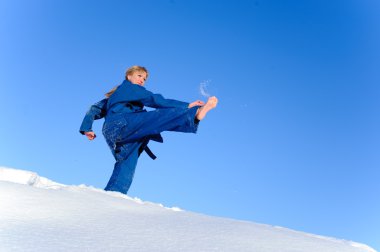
[104,142,140,194]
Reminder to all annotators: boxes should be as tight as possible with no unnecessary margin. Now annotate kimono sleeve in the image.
[134,85,189,109]
[79,98,108,135]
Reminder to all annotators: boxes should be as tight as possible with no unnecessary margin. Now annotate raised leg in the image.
[196,96,218,121]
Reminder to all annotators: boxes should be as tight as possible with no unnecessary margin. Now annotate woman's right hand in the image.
[84,131,96,141]
[188,100,205,108]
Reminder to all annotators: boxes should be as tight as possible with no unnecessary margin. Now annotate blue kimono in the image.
[80,80,199,194]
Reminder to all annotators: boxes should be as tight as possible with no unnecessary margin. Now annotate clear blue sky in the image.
[1,0,379,250]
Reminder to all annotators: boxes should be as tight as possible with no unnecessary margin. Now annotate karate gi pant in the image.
[102,106,199,194]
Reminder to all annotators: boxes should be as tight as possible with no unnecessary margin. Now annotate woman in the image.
[80,66,218,194]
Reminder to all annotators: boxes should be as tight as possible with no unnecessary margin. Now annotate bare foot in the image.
[196,96,218,121]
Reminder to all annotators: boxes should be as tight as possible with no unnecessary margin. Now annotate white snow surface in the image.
[0,167,376,252]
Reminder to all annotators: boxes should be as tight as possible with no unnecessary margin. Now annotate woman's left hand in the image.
[188,100,205,108]
[84,131,96,141]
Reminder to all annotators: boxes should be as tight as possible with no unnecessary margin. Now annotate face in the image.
[127,71,147,86]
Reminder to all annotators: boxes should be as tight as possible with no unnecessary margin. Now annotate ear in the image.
[127,75,131,81]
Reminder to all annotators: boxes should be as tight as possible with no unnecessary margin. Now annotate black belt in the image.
[142,145,157,160]
[115,134,163,160]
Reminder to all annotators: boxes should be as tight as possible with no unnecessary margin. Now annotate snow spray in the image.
[199,80,212,98]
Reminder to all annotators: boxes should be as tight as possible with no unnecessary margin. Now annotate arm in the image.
[133,85,189,109]
[79,99,107,138]
[139,87,205,109]
[109,81,204,111]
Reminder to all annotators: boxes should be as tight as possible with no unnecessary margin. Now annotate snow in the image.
[199,80,212,98]
[0,167,376,252]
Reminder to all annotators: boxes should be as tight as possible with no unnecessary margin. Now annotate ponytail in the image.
[105,85,119,98]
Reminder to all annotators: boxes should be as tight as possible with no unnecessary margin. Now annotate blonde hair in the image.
[105,65,149,98]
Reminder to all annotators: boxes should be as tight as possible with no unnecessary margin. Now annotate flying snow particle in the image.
[199,80,211,98]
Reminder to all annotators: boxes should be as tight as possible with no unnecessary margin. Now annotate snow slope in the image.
[0,167,376,252]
